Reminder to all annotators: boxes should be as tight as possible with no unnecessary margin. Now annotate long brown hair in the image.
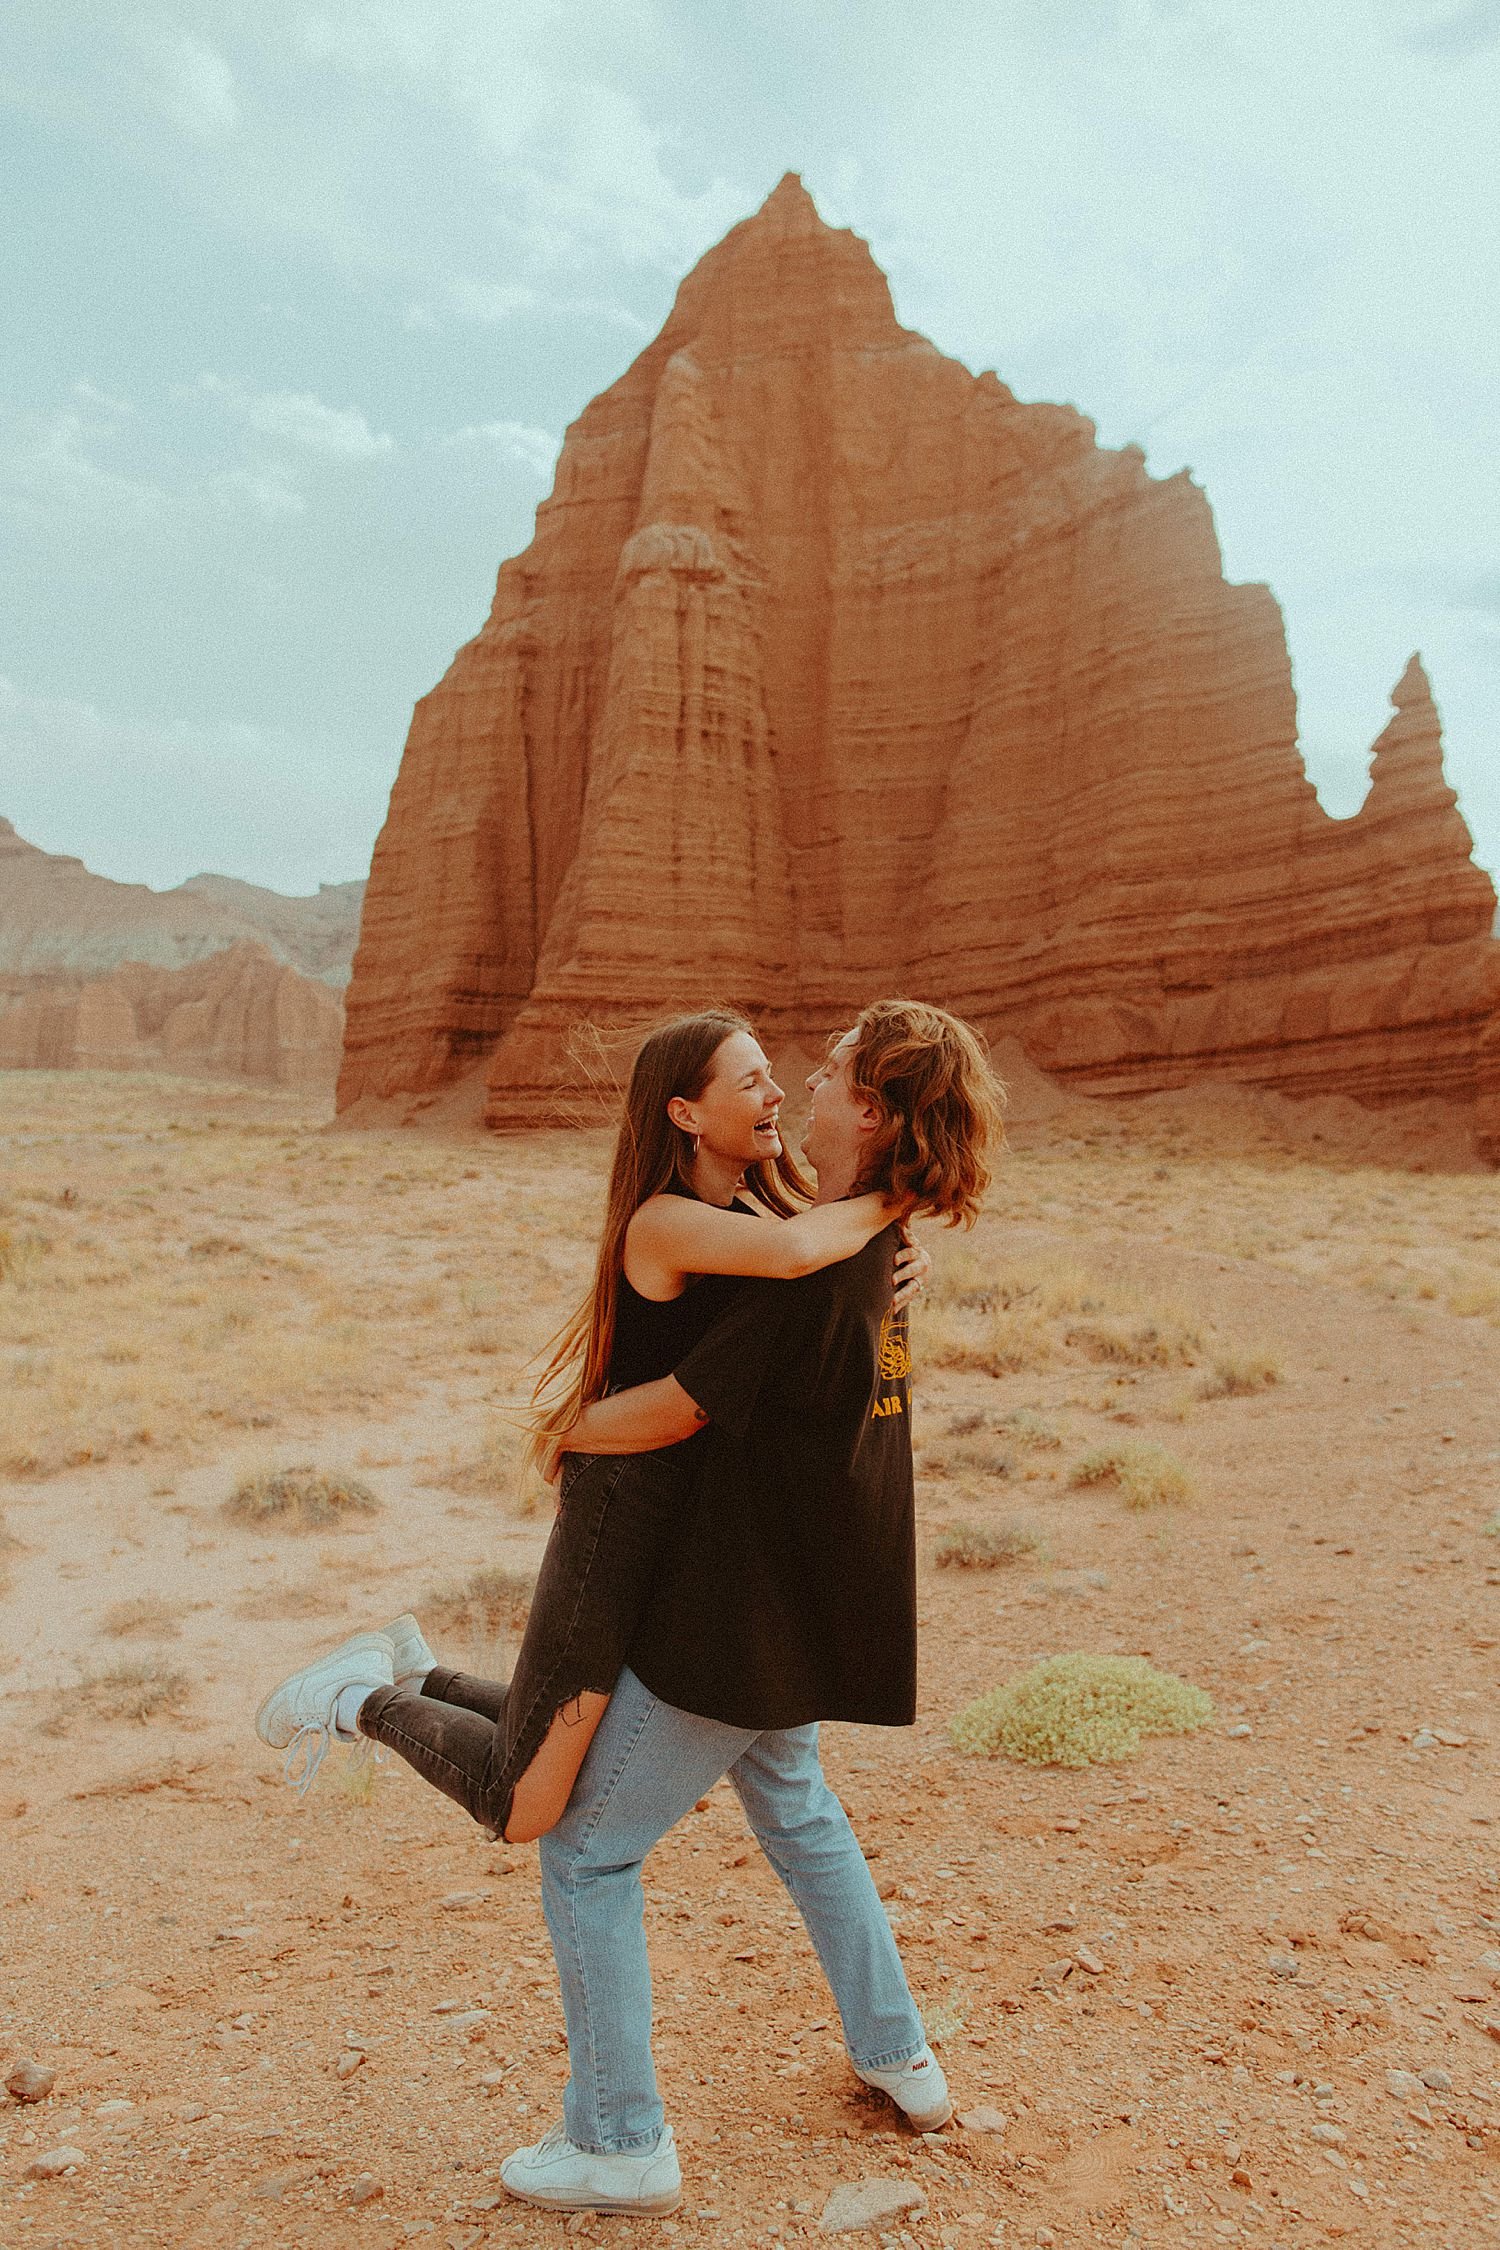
[845,998,1005,1227]
[529,1010,811,1454]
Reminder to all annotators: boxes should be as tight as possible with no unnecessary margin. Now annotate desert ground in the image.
[1,1062,1498,2250]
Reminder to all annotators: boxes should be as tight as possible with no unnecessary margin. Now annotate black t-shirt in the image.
[627,1221,915,1731]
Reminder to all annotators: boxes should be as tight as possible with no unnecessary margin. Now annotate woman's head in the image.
[804,999,1004,1227]
[530,1010,811,1446]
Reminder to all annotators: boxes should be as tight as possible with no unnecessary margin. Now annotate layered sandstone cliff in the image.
[339,175,1499,1154]
[0,942,342,1089]
[0,819,364,987]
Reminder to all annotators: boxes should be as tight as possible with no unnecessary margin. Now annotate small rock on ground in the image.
[821,2179,929,2234]
[6,2059,56,2103]
[956,2106,1009,2134]
[348,2173,384,2205]
[25,2146,89,2179]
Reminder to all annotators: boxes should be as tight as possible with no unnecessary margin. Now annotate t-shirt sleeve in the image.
[672,1275,814,1444]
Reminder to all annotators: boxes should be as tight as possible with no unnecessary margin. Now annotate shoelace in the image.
[281,1721,331,1796]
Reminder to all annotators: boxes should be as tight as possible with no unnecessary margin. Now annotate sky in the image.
[1,0,1496,896]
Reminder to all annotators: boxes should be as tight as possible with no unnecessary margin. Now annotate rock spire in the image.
[338,180,1498,1154]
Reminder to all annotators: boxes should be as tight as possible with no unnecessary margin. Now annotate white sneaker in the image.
[253,1632,395,1795]
[500,2122,681,2214]
[854,2044,953,2129]
[378,1612,438,1689]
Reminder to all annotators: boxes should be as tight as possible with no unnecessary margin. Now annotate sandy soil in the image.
[2,1067,1498,2249]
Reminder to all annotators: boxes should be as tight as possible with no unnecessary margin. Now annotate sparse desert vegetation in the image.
[3,1067,1499,2248]
[949,1652,1215,1765]
[931,1519,1043,1568]
[100,1593,186,1639]
[1197,1348,1283,1398]
[44,1658,191,1733]
[224,1463,382,1531]
[1069,1439,1195,1509]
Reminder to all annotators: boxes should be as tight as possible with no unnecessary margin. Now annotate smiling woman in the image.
[251,1007,925,1841]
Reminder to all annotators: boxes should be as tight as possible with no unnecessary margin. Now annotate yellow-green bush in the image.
[950,1652,1213,1766]
[1069,1441,1193,1508]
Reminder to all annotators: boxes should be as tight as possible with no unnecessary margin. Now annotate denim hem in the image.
[567,2126,666,2157]
[850,2041,927,2071]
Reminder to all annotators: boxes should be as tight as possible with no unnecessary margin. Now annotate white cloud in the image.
[0,398,171,525]
[210,465,307,519]
[443,279,540,324]
[200,374,393,460]
[0,677,378,892]
[445,419,560,478]
[144,29,239,140]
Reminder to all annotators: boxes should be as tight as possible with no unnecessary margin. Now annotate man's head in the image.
[803,999,1005,1224]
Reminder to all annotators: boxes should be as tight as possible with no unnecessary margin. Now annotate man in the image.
[500,998,1003,2216]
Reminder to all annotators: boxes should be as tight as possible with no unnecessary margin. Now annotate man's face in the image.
[803,1029,878,1183]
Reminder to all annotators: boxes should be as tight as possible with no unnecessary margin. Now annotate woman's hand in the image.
[892,1224,931,1311]
[539,1433,570,1491]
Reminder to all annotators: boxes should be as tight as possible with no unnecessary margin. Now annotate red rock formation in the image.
[339,175,1499,1148]
[0,819,363,987]
[0,943,342,1089]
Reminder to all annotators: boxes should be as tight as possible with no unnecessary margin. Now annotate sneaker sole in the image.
[499,2180,682,2215]
[253,1633,393,1749]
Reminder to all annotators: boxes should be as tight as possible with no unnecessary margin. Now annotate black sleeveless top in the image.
[606,1181,761,1394]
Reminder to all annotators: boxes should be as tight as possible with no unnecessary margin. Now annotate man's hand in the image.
[892,1224,931,1311]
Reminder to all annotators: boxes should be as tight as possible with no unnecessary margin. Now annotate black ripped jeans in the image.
[357,1446,691,1839]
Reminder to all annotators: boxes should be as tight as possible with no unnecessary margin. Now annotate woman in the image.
[254,1009,925,1838]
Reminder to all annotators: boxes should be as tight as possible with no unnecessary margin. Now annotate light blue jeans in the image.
[537,1666,926,2153]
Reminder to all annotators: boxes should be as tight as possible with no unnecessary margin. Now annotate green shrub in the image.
[950,1652,1213,1766]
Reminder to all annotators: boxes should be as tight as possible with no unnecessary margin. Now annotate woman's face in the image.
[677,1030,785,1166]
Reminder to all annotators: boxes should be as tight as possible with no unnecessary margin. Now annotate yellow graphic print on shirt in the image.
[871,1303,912,1418]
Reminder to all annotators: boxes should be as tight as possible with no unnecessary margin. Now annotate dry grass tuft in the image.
[100,1594,185,1640]
[1197,1349,1283,1399]
[932,1521,1043,1569]
[917,1250,1207,1378]
[1070,1441,1194,1509]
[224,1464,381,1531]
[422,1564,535,1672]
[46,1660,191,1734]
[232,1579,350,1621]
[950,1652,1214,1766]
[999,1408,1064,1451]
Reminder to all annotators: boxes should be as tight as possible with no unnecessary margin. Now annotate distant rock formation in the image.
[0,942,342,1089]
[338,174,1499,1159]
[0,819,364,988]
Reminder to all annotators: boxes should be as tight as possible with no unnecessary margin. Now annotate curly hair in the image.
[845,999,1006,1228]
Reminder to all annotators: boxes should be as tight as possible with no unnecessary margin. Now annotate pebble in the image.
[956,2107,1009,2135]
[1420,2067,1453,2092]
[178,2102,208,2122]
[335,2048,365,2079]
[1073,1946,1105,1975]
[348,2174,384,2205]
[6,2059,56,2103]
[1477,1950,1500,1975]
[1308,2122,1346,2146]
[1483,2019,1500,2044]
[1452,1981,1490,2004]
[24,2145,89,2179]
[1267,1954,1300,1980]
[1224,1723,1252,1739]
[821,2179,929,2234]
[434,2009,491,2038]
[439,1889,490,1910]
[1411,1730,1439,1751]
[1386,2069,1424,2099]
[95,2098,136,2117]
